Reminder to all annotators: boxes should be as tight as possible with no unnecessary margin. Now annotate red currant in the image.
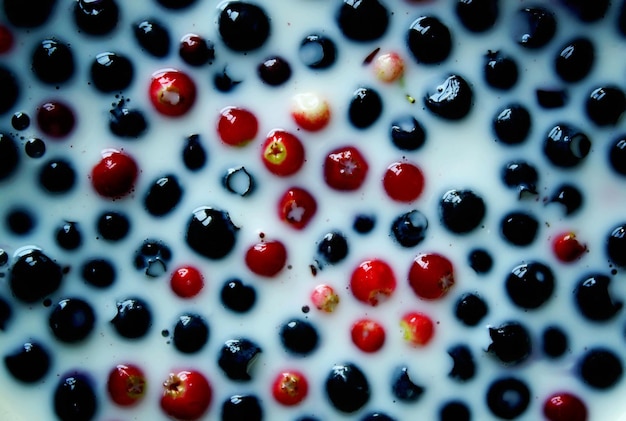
[272,370,309,406]
[543,392,588,421]
[0,25,14,54]
[170,265,204,298]
[36,100,75,138]
[552,232,587,263]
[351,318,386,353]
[400,312,435,346]
[323,145,369,191]
[217,106,258,146]
[383,161,425,202]
[262,129,305,176]
[311,284,339,312]
[408,253,455,300]
[107,364,147,407]
[161,370,212,420]
[291,92,331,131]
[277,187,317,230]
[149,69,197,117]
[245,239,288,277]
[90,149,138,199]
[350,259,397,306]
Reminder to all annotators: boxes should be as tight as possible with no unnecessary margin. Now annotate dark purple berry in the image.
[488,321,532,365]
[391,209,428,247]
[456,0,498,32]
[220,278,256,313]
[299,34,337,69]
[218,338,262,381]
[6,208,35,235]
[54,372,98,421]
[81,258,115,288]
[440,401,471,421]
[468,248,493,274]
[425,74,473,120]
[39,158,76,194]
[9,248,63,303]
[55,221,82,250]
[25,138,46,159]
[186,207,239,259]
[110,297,152,339]
[133,239,172,277]
[37,101,76,138]
[390,115,426,151]
[353,214,375,234]
[3,0,57,28]
[11,112,29,130]
[407,16,452,64]
[501,161,538,197]
[484,51,518,90]
[555,37,594,83]
[183,134,207,171]
[501,211,539,246]
[579,348,623,389]
[337,0,389,42]
[49,298,96,343]
[109,99,148,138]
[317,231,348,264]
[218,2,270,52]
[486,377,530,419]
[512,7,557,49]
[585,85,626,126]
[325,363,370,413]
[439,189,485,234]
[179,34,215,66]
[97,210,130,241]
[133,19,170,58]
[221,394,263,420]
[391,366,424,403]
[575,273,622,321]
[542,326,568,358]
[506,261,554,309]
[172,313,209,354]
[536,88,568,109]
[258,56,291,86]
[547,183,583,215]
[493,104,531,145]
[543,123,591,167]
[214,67,241,92]
[279,318,319,355]
[31,38,75,84]
[144,174,183,216]
[91,52,133,92]
[74,0,119,35]
[349,87,382,129]
[455,293,488,326]
[447,344,476,381]
[4,341,51,383]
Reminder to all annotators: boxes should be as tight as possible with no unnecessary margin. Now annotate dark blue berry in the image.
[501,211,539,246]
[9,248,63,303]
[97,210,130,241]
[484,51,518,90]
[279,318,319,355]
[502,160,538,197]
[575,273,622,321]
[447,344,476,381]
[56,221,82,250]
[299,35,337,69]
[214,67,241,92]
[6,208,35,235]
[609,135,626,176]
[221,394,263,421]
[488,321,532,365]
[109,99,147,138]
[183,134,207,171]
[353,214,375,234]
[54,372,98,421]
[361,412,395,421]
[258,56,291,86]
[560,0,610,22]
[0,132,19,180]
[512,7,557,49]
[110,298,152,339]
[585,85,626,126]
[455,293,488,326]
[220,278,256,313]
[173,313,209,354]
[440,400,471,421]
[25,138,46,158]
[91,52,133,92]
[74,0,119,35]
[81,258,115,288]
[407,16,452,64]
[493,104,531,145]
[31,38,75,84]
[133,19,170,57]
[620,0,626,36]
[49,298,95,343]
[542,326,568,358]
[544,123,591,167]
[0,296,11,330]
[0,249,7,266]
[186,207,239,259]
[349,87,382,129]
[325,363,370,413]
[468,248,493,273]
[218,2,270,52]
[579,348,623,389]
[4,341,51,383]
[11,112,30,130]
[506,261,554,309]
[555,37,594,83]
[390,115,426,151]
[144,174,183,216]
[337,0,389,42]
[607,223,626,267]
[536,88,568,109]
[218,338,262,381]
[439,189,485,234]
[39,158,76,194]
[424,74,473,120]
[0,67,19,115]
[456,0,498,32]
[317,231,348,264]
[134,239,172,277]
[179,34,215,66]
[391,366,424,402]
[548,183,583,215]
[157,0,196,9]
[3,0,57,28]
[486,377,530,419]
[223,166,254,197]
[391,209,428,248]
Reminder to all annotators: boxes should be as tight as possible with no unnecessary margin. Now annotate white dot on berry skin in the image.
[161,90,180,105]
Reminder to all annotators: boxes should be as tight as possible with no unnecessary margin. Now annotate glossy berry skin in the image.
[272,370,309,406]
[218,2,270,52]
[278,187,317,230]
[391,209,428,247]
[549,184,583,215]
[133,19,170,57]
[585,86,626,126]
[337,0,389,42]
[107,364,146,407]
[484,51,518,90]
[149,69,197,117]
[543,123,591,168]
[607,223,626,266]
[299,34,337,69]
[31,38,75,84]
[39,159,76,194]
[110,298,152,339]
[486,377,530,419]
[262,130,305,176]
[455,293,488,326]
[258,56,292,86]
[502,161,538,197]
[575,274,622,321]
[97,211,130,241]
[506,261,555,309]
[513,7,557,49]
[221,394,263,420]
[373,52,404,83]
[488,321,532,365]
[291,92,331,131]
[349,87,383,129]
[90,52,133,93]
[351,318,385,353]
[183,134,207,171]
[245,239,287,277]
[390,115,426,151]
[74,0,119,35]
[4,341,51,383]
[280,319,319,355]
[218,338,262,380]
[173,313,209,354]
[9,248,63,303]
[447,344,476,381]
[170,266,204,298]
[493,104,531,145]
[109,99,147,138]
[323,145,369,191]
[144,174,183,216]
[325,363,370,413]
[424,75,473,120]
[609,136,626,176]
[407,16,452,64]
[54,372,98,421]
[401,312,434,346]
[217,107,259,147]
[555,37,594,83]
[578,348,623,389]
[456,0,498,32]
[91,150,138,199]
[383,161,424,203]
[317,231,349,264]
[81,259,115,288]
[350,259,396,306]
[161,370,212,420]
[391,366,424,402]
[179,33,214,66]
[408,253,454,300]
[501,211,539,246]
[543,392,588,421]
[553,232,586,262]
[221,279,256,313]
[439,189,485,234]
[49,298,95,343]
[186,207,239,260]
[37,101,76,138]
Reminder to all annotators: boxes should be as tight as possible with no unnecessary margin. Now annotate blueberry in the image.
[500,211,539,246]
[547,183,583,215]
[258,56,291,86]
[575,273,622,321]
[390,115,426,151]
[299,34,337,69]
[349,87,383,129]
[179,34,215,66]
[157,0,196,9]
[39,158,76,194]
[36,101,75,137]
[424,75,473,120]
[317,231,348,264]
[455,293,488,326]
[620,1,626,36]
[536,88,568,109]
[81,258,115,288]
[218,338,262,381]
[0,249,7,266]
[0,296,11,330]
[493,104,532,145]
[3,0,57,28]
[585,85,626,126]
[512,7,557,49]
[9,248,63,303]
[447,344,476,381]
[559,0,610,22]
[110,298,152,339]
[353,214,375,234]
[484,51,518,90]
[220,278,256,313]
[544,123,591,167]
[542,325,568,358]
[555,37,594,83]
[506,261,554,309]
[186,207,239,259]
[133,239,172,277]
[90,52,133,92]
[610,135,626,176]
[54,372,98,421]
[325,363,370,413]
[183,134,207,171]
[407,16,452,64]
[0,132,19,180]
[439,189,486,234]
[456,0,498,32]
[109,99,148,138]
[486,377,530,419]
[391,366,424,402]
[74,0,119,35]
[218,2,270,52]
[97,210,130,241]
[49,298,96,343]
[223,167,254,197]
[144,174,183,217]
[25,138,46,159]
[12,112,30,130]
[0,66,19,114]
[279,318,319,355]
[6,208,35,235]
[487,321,532,365]
[133,18,170,57]
[579,348,623,389]
[468,248,493,274]
[361,412,395,421]
[4,341,51,383]
[221,394,263,421]
[31,38,75,84]
[56,221,82,250]
[440,400,471,421]
[501,160,538,197]
[607,223,626,266]
[214,67,241,92]
[173,313,209,354]
[391,209,428,247]
[337,0,389,42]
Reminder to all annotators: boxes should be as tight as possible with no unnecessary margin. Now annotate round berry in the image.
[81,258,116,288]
[486,377,530,419]
[278,187,317,230]
[258,56,291,86]
[407,16,452,64]
[579,348,623,389]
[179,33,214,66]
[97,210,130,241]
[439,189,485,233]
[218,2,270,52]
[543,123,591,168]
[37,101,76,138]
[161,370,212,420]
[348,87,382,129]
[107,364,146,407]
[493,104,532,145]
[221,394,263,420]
[311,284,339,313]
[543,392,588,421]
[186,207,239,260]
[391,366,424,402]
[456,0,498,32]
[400,312,435,346]
[54,372,98,421]
[55,221,82,250]
[149,69,197,117]
[279,318,319,355]
[272,370,309,406]
[218,338,262,381]
[110,298,152,339]
[585,85,626,126]
[39,158,76,194]
[90,52,133,93]
[383,161,425,203]
[542,326,568,358]
[173,313,209,354]
[447,344,476,381]
[350,259,396,306]
[574,273,622,321]
[512,7,557,49]
[245,239,287,277]
[217,106,259,147]
[144,174,183,216]
[262,130,305,176]
[337,0,389,42]
[317,231,348,264]
[133,19,170,57]
[9,248,63,303]
[555,37,594,83]
[506,261,555,309]
[390,115,426,151]
[4,341,51,383]
[487,321,532,365]
[325,363,370,413]
[91,150,138,198]
[170,266,204,298]
[424,74,473,120]
[31,38,75,84]
[49,298,96,343]
[455,293,488,326]
[299,34,337,69]
[323,145,369,191]
[500,211,539,246]
[351,318,385,353]
[391,209,428,247]
[408,253,455,300]
[74,0,119,35]
[484,51,518,90]
[220,279,256,313]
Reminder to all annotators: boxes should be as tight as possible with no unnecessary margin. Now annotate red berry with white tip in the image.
[323,145,369,191]
[350,259,397,306]
[291,92,331,131]
[278,187,317,230]
[149,69,197,117]
[311,284,339,312]
[373,51,405,83]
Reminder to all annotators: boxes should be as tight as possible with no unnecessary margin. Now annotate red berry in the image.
[552,232,587,263]
[350,259,397,306]
[36,100,75,138]
[149,69,197,117]
[245,239,288,277]
[408,253,455,300]
[311,284,339,312]
[0,25,14,54]
[161,370,212,421]
[291,92,331,131]
[400,312,435,346]
[262,129,305,176]
[170,266,204,298]
[323,145,369,191]
[543,392,588,421]
[351,318,386,353]
[179,33,214,66]
[107,364,147,407]
[382,161,425,202]
[90,149,138,199]
[272,370,309,406]
[217,106,259,146]
[277,187,317,230]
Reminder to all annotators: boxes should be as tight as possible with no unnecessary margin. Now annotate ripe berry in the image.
[501,211,539,246]
[221,394,263,420]
[258,56,292,86]
[161,370,212,420]
[173,313,209,354]
[4,341,51,383]
[323,145,369,191]
[513,7,557,49]
[425,74,473,120]
[90,52,133,93]
[179,33,214,66]
[31,38,75,85]
[543,123,591,168]
[170,266,204,298]
[144,174,183,216]
[543,392,588,421]
[448,344,476,381]
[54,372,98,421]
[279,319,319,355]
[311,284,340,312]
[555,37,595,83]
[291,92,331,131]
[400,312,435,346]
[351,318,385,353]
[325,363,370,413]
[407,16,452,64]
[552,232,586,262]
[49,298,95,343]
[110,298,152,339]
[349,87,383,129]
[272,370,309,406]
[133,19,170,57]
[218,1,271,52]
[91,149,138,199]
[149,69,197,117]
[439,189,485,233]
[487,321,532,365]
[261,130,305,176]
[578,348,623,389]
[484,51,518,90]
[585,85,626,126]
[317,231,349,264]
[217,106,259,147]
[278,187,317,230]
[245,239,287,277]
[337,0,389,42]
[486,377,530,419]
[575,273,623,321]
[39,159,76,194]
[218,338,262,380]
[408,253,454,300]
[74,0,119,35]
[391,366,424,402]
[372,52,404,83]
[350,259,396,306]
[455,293,488,326]
[186,207,239,260]
[456,0,498,32]
[9,248,63,303]
[82,258,115,288]
[391,209,428,247]
[107,364,146,407]
[299,34,337,69]
[505,261,555,309]
[97,210,130,241]
[382,161,425,203]
[221,279,256,313]
[37,101,76,138]
[390,115,426,151]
